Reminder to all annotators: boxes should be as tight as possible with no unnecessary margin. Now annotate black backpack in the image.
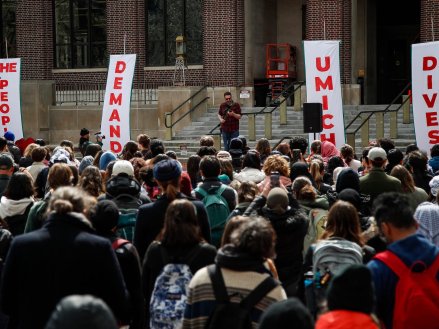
[205,264,278,329]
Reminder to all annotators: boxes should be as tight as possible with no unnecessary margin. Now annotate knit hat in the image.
[217,150,232,161]
[80,128,90,137]
[89,200,120,233]
[50,148,71,165]
[337,188,361,210]
[266,187,289,214]
[290,162,314,183]
[229,137,243,150]
[0,154,13,170]
[78,156,94,175]
[326,264,375,314]
[112,160,134,177]
[4,131,15,142]
[99,151,117,170]
[368,147,387,161]
[153,159,182,181]
[336,168,360,193]
[429,176,439,197]
[259,298,314,329]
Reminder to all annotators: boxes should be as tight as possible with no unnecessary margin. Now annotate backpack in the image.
[111,238,130,250]
[195,185,231,247]
[374,251,439,329]
[303,208,328,256]
[150,244,202,329]
[111,193,142,242]
[205,264,278,329]
[306,238,363,317]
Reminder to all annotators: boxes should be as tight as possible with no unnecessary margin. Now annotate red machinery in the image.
[265,43,297,105]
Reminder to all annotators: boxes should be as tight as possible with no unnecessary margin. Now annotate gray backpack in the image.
[312,238,363,278]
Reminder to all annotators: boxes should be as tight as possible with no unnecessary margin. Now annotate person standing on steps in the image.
[218,92,241,152]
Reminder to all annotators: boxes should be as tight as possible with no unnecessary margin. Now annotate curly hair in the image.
[262,154,290,177]
[79,166,104,197]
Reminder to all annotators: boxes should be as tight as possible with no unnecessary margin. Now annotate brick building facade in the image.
[4,0,438,101]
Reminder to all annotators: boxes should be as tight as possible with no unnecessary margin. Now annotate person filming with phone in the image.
[218,91,241,151]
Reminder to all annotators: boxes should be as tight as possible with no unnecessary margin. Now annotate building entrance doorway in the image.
[375,0,420,104]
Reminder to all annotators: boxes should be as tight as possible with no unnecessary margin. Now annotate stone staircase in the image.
[162,105,416,162]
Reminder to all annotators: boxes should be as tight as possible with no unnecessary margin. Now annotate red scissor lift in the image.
[265,43,297,105]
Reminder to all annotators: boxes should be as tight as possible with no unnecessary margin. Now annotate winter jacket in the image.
[244,195,308,297]
[182,245,287,329]
[316,310,379,329]
[0,196,34,236]
[0,212,129,329]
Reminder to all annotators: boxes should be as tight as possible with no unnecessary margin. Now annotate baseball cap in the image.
[0,154,13,170]
[153,159,182,181]
[368,147,387,161]
[112,160,134,177]
[4,131,15,142]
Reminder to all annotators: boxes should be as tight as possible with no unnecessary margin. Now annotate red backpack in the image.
[374,251,439,329]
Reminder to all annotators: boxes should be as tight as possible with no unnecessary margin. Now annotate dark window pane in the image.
[54,0,106,68]
[147,0,202,66]
[1,0,17,58]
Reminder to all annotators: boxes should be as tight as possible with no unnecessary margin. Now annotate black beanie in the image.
[326,264,375,314]
[89,200,120,233]
[335,168,360,193]
[259,298,314,329]
[337,188,361,211]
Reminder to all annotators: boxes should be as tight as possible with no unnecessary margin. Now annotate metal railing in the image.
[345,82,412,151]
[164,86,209,140]
[55,82,173,106]
[207,81,305,142]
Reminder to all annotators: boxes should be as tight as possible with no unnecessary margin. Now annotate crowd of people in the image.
[0,129,437,329]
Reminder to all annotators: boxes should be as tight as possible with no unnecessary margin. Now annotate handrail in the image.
[166,96,210,128]
[207,81,305,135]
[345,82,411,133]
[164,85,208,129]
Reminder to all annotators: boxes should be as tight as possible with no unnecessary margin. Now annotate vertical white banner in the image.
[0,58,23,139]
[100,54,136,153]
[412,42,439,154]
[304,41,345,147]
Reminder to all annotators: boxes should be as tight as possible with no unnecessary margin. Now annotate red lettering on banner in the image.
[426,112,438,126]
[115,61,126,74]
[0,104,10,113]
[423,56,437,71]
[428,130,439,144]
[322,95,328,110]
[0,92,7,102]
[0,80,8,89]
[322,114,334,129]
[428,75,433,89]
[110,93,122,105]
[422,93,437,108]
[321,133,336,145]
[316,57,330,72]
[1,116,10,125]
[110,125,121,138]
[110,141,122,153]
[113,77,123,89]
[315,76,333,91]
[109,109,121,122]
[0,62,16,73]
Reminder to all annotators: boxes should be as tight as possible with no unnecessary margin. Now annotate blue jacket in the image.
[367,234,439,329]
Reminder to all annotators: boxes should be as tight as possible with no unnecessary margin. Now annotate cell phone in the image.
[292,149,301,163]
[270,171,280,187]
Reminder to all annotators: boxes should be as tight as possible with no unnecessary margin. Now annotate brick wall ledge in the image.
[144,65,203,71]
[52,68,108,74]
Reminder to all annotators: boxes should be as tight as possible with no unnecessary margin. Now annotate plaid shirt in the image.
[218,101,241,133]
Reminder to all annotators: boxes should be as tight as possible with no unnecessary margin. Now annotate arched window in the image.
[54,0,107,68]
[0,0,16,58]
[147,0,202,66]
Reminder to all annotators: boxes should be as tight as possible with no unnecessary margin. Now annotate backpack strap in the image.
[196,184,228,199]
[195,186,208,199]
[239,276,278,310]
[374,251,412,276]
[111,238,130,250]
[207,264,230,303]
